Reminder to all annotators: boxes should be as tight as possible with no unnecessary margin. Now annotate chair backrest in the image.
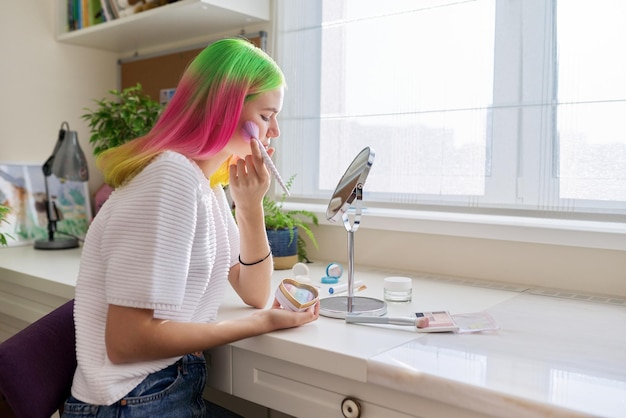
[0,299,76,418]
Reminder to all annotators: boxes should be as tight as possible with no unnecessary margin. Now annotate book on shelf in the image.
[87,0,105,26]
[107,0,121,19]
[99,0,113,21]
[67,0,81,30]
[67,0,183,30]
[82,0,89,27]
[67,0,108,31]
[66,0,75,30]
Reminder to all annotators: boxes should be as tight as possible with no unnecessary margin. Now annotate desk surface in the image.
[1,245,625,417]
[0,245,80,298]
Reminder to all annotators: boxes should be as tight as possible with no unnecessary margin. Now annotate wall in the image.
[306,224,626,298]
[0,1,117,193]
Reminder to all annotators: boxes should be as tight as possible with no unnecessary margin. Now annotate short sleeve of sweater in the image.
[101,153,200,310]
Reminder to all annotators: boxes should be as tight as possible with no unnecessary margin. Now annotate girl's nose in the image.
[267,121,280,139]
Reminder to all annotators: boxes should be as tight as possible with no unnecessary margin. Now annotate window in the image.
[273,0,626,221]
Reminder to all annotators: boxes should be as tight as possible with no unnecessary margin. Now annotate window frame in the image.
[271,0,626,251]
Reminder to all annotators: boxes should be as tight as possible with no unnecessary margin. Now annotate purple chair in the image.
[0,299,76,418]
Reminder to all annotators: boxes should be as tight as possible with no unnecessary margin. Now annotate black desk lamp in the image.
[34,122,89,250]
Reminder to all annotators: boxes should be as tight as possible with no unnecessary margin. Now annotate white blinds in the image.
[274,0,626,217]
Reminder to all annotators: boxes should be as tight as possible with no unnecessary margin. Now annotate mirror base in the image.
[319,296,387,319]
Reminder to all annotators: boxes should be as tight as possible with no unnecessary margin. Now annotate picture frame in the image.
[0,163,92,247]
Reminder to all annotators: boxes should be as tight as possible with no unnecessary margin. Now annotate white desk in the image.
[1,246,625,418]
[0,246,80,329]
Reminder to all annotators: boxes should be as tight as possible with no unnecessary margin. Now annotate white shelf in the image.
[56,0,270,53]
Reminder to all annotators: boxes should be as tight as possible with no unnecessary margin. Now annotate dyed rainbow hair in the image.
[97,38,286,188]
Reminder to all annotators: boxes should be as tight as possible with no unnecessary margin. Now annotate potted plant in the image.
[0,204,12,246]
[262,175,318,269]
[82,83,163,211]
[82,83,162,156]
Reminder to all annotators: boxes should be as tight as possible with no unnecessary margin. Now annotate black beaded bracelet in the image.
[239,251,272,266]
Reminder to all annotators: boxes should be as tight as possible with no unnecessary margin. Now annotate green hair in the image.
[98,38,286,188]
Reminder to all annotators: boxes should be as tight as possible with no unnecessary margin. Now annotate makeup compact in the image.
[275,278,319,312]
[321,262,344,284]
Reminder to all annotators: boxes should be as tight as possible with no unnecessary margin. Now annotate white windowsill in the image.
[282,202,626,252]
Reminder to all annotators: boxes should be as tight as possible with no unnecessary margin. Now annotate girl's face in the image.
[229,87,284,158]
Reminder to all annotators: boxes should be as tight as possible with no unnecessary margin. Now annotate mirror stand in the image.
[319,185,387,319]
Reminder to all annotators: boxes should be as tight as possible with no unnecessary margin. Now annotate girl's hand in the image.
[229,139,274,212]
[251,298,320,331]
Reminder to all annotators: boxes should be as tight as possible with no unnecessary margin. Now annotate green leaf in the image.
[0,204,14,246]
[82,83,163,156]
[232,174,319,262]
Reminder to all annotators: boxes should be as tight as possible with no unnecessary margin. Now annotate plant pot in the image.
[266,227,298,270]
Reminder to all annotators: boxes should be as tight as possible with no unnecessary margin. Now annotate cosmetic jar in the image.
[275,278,319,312]
[292,262,310,282]
[383,276,412,302]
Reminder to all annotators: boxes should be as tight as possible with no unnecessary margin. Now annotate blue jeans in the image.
[62,352,216,418]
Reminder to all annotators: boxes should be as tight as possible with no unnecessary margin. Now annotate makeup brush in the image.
[242,121,290,196]
[345,314,430,328]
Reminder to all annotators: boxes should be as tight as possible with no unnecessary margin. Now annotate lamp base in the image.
[34,236,79,250]
[319,296,387,319]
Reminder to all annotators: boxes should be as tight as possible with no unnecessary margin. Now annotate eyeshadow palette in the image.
[275,278,319,312]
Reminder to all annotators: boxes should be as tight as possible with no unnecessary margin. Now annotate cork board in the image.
[120,36,263,103]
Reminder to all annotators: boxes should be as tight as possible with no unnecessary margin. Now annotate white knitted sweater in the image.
[71,151,239,405]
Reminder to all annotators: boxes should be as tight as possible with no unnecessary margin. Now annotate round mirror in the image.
[326,147,375,222]
[320,146,386,319]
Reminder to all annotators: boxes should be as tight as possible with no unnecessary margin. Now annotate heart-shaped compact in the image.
[275,278,319,312]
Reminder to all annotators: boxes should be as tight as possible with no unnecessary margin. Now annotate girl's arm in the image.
[228,139,275,308]
[105,301,319,364]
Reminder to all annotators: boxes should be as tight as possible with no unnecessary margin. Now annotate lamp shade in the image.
[34,122,88,250]
[50,130,89,182]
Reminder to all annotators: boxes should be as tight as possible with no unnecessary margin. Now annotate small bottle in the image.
[384,276,412,302]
